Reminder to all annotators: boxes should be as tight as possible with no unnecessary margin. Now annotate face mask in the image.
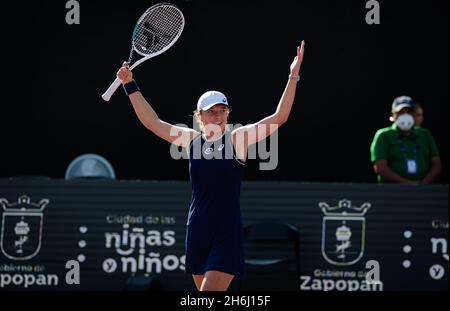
[396,113,415,131]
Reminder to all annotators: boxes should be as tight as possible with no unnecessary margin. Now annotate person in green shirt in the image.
[370,96,442,184]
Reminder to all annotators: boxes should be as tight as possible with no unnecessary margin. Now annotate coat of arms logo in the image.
[1,195,49,260]
[319,199,371,266]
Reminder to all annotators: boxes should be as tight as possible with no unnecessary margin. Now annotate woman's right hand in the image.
[117,61,133,84]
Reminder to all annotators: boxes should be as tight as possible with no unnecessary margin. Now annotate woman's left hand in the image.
[290,40,305,76]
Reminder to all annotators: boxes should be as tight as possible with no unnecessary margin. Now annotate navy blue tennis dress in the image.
[185,129,246,276]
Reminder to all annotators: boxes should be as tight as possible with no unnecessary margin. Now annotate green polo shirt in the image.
[370,124,440,182]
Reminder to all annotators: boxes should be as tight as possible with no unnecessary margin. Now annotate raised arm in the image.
[232,41,305,148]
[117,62,199,148]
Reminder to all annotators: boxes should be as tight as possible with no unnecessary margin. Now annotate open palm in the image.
[290,40,305,75]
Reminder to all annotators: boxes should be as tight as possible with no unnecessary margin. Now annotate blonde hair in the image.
[193,110,205,132]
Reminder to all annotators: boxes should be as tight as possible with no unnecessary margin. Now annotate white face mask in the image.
[396,113,415,131]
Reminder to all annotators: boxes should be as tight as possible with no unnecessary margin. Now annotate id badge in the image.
[406,159,418,175]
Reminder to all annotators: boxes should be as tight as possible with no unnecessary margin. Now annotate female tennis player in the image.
[117,41,305,291]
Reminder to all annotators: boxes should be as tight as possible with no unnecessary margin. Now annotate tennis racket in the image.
[102,3,185,101]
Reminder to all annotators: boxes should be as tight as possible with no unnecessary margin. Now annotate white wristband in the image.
[288,74,300,82]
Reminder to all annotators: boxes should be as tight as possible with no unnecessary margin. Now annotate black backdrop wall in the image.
[1,0,448,182]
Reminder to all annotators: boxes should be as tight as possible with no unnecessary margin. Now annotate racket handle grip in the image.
[102,78,122,101]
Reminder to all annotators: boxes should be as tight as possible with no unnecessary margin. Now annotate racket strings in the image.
[135,14,178,53]
[133,5,183,56]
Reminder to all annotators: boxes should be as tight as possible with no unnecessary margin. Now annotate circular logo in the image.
[204,147,214,155]
[103,258,118,273]
[429,264,445,280]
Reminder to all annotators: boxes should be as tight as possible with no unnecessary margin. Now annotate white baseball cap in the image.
[197,91,229,111]
[392,96,414,113]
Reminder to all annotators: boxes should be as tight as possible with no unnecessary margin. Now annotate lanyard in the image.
[397,135,417,161]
